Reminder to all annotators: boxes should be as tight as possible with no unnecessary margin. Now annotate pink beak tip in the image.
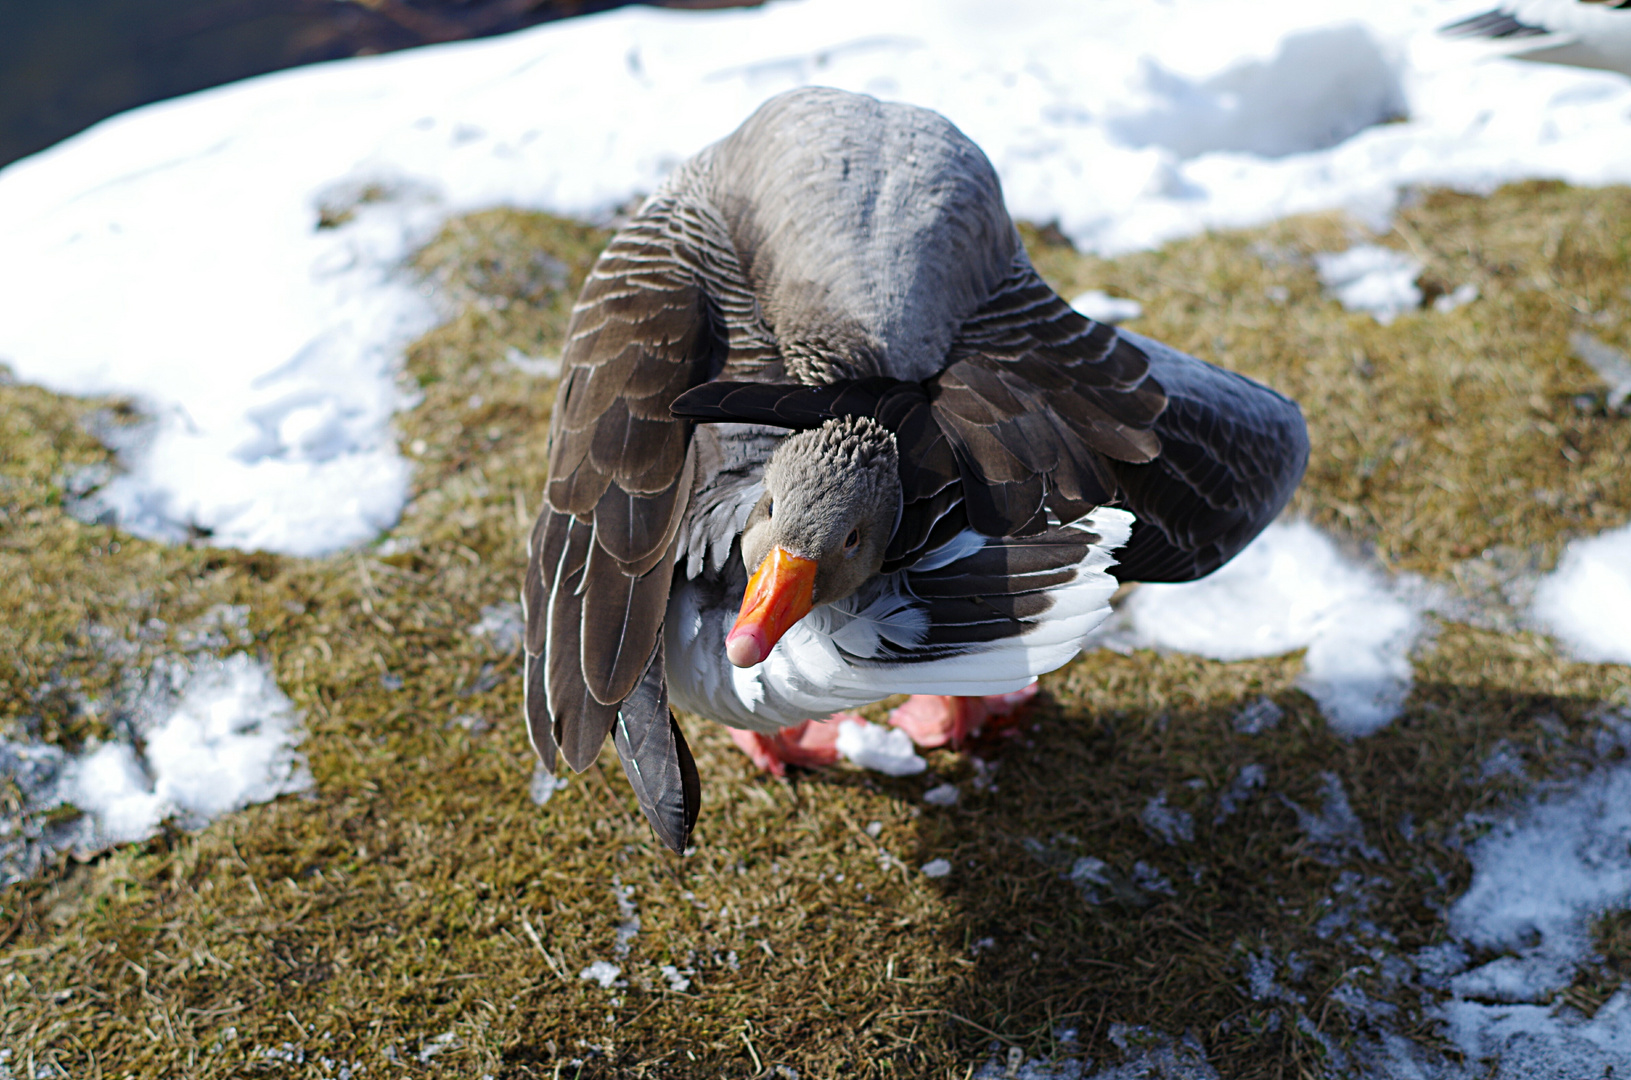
[726,628,768,668]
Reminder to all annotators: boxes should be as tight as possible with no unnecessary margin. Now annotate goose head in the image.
[726,415,901,668]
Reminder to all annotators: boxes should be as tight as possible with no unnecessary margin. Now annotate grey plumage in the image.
[524,87,1309,853]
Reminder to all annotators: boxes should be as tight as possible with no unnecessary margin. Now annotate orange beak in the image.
[726,546,818,667]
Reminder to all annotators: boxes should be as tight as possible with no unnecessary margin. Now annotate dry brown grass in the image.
[1,184,1629,1079]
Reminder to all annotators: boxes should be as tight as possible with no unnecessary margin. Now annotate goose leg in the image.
[728,719,842,777]
[887,683,1040,750]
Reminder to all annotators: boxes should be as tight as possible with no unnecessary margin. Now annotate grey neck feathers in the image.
[678,87,1020,385]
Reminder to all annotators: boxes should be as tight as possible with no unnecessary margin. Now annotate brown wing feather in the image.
[524,198,724,775]
[931,259,1166,537]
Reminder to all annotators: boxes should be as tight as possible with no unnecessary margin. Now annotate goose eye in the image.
[766,501,774,519]
[844,528,860,550]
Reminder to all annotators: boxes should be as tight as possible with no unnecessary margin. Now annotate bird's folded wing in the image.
[1104,329,1309,583]
[524,198,723,780]
[610,638,700,854]
[933,258,1165,538]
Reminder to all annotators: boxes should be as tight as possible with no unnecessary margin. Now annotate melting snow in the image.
[1214,763,1267,824]
[611,879,640,958]
[1141,791,1196,845]
[1433,281,1480,313]
[0,652,310,885]
[528,762,568,806]
[1284,772,1385,866]
[579,960,622,989]
[1569,331,1631,414]
[2,1,1631,1069]
[1232,697,1285,735]
[467,601,524,654]
[1448,762,1631,1006]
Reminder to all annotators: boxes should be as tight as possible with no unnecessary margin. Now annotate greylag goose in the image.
[521,88,1309,853]
[1441,0,1631,77]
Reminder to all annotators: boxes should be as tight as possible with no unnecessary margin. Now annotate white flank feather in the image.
[666,506,1133,732]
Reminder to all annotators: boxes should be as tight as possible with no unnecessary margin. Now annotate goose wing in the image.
[524,196,721,852]
[672,259,1307,585]
[1103,330,1308,582]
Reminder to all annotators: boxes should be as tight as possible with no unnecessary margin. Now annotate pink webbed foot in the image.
[886,683,1040,750]
[728,718,843,778]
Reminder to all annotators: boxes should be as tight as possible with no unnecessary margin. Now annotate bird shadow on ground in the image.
[636,642,1626,1079]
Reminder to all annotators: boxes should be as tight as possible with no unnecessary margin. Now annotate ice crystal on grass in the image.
[1284,772,1383,866]
[1141,791,1195,845]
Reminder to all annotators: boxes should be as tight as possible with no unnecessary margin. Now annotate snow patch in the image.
[1532,522,1631,666]
[1315,244,1423,324]
[1449,762,1631,1002]
[0,653,309,886]
[1432,281,1480,313]
[1232,697,1284,735]
[1106,24,1406,160]
[467,601,524,654]
[1283,772,1384,866]
[1425,758,1631,1073]
[836,718,926,776]
[1215,763,1267,824]
[1141,791,1195,845]
[612,879,640,959]
[67,653,309,844]
[528,763,568,806]
[1069,291,1143,324]
[1570,331,1631,414]
[1092,521,1424,736]
[579,960,622,989]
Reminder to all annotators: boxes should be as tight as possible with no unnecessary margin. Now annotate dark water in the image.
[0,0,747,170]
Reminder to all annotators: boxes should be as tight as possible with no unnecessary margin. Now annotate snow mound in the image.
[1532,523,1631,665]
[1093,521,1423,736]
[1107,24,1406,160]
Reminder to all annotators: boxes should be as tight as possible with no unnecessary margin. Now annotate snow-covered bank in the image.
[3,0,1631,555]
